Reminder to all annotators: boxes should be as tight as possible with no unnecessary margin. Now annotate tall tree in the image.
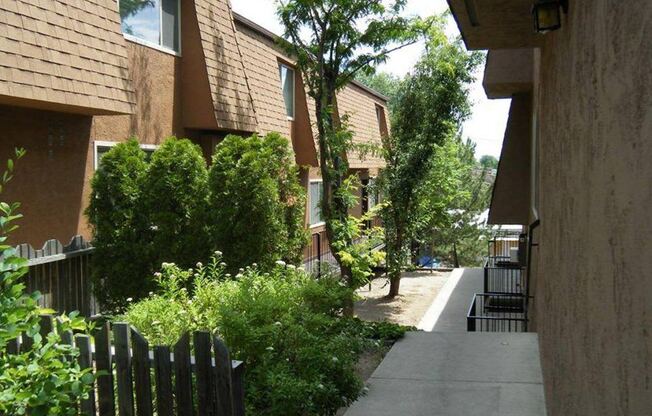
[428,139,493,268]
[381,26,481,297]
[479,155,499,169]
[277,0,428,309]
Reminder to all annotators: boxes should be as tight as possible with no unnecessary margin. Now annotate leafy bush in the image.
[122,256,408,416]
[140,138,210,269]
[86,139,150,310]
[208,133,307,271]
[1,149,93,415]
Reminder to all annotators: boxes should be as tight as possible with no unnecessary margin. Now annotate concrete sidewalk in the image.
[345,268,546,416]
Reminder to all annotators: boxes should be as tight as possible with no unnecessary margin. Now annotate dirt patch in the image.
[354,271,451,327]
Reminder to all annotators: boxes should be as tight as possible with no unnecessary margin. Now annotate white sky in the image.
[231,0,509,158]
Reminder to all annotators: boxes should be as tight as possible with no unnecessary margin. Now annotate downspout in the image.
[525,219,540,331]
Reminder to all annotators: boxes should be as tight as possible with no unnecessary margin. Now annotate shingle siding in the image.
[0,0,134,114]
[337,84,387,168]
[235,22,291,138]
[194,0,257,132]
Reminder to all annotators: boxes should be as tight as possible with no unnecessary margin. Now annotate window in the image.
[279,64,295,119]
[94,141,157,170]
[119,0,180,53]
[309,181,324,226]
[367,178,378,209]
[375,104,388,137]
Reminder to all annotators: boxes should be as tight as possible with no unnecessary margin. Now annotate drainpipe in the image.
[525,219,541,331]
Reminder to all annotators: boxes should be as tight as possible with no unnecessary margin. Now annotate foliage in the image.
[427,139,493,267]
[140,138,210,270]
[277,0,429,305]
[208,133,307,271]
[479,155,499,170]
[86,139,151,310]
[380,23,482,296]
[355,71,402,112]
[122,255,409,416]
[1,149,93,415]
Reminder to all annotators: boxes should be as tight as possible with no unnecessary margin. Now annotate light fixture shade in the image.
[533,0,563,33]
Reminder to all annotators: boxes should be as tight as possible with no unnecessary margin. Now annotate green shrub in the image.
[1,149,93,415]
[122,256,408,416]
[141,138,210,270]
[208,133,307,271]
[86,139,151,310]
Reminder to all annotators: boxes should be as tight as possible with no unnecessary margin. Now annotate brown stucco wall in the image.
[2,41,183,247]
[487,93,531,225]
[533,1,652,414]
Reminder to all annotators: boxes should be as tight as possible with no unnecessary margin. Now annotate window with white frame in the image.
[279,64,295,119]
[309,181,324,226]
[119,0,180,53]
[94,141,157,170]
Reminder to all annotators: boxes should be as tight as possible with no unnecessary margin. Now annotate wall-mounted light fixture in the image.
[532,0,568,33]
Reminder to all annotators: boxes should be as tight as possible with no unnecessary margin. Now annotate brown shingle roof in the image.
[0,0,134,114]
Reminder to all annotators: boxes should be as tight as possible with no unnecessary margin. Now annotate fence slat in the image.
[154,346,174,416]
[132,328,154,416]
[194,331,215,415]
[174,332,194,416]
[6,337,19,355]
[94,322,115,416]
[232,362,245,416]
[39,315,54,339]
[76,334,96,416]
[213,337,234,416]
[114,323,135,416]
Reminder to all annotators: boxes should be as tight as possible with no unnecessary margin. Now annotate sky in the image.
[231,0,509,159]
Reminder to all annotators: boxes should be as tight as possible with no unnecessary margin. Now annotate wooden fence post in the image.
[213,337,234,416]
[132,328,154,416]
[154,346,174,416]
[75,334,96,416]
[174,332,194,416]
[114,323,135,416]
[232,362,246,416]
[94,322,115,416]
[194,331,216,415]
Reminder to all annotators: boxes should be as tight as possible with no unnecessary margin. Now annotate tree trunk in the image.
[314,82,356,316]
[388,269,401,298]
[452,242,460,268]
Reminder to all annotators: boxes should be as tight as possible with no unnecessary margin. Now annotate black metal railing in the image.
[467,293,529,332]
[484,256,525,295]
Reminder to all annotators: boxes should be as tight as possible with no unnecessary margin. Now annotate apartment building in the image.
[0,0,389,247]
[447,0,652,414]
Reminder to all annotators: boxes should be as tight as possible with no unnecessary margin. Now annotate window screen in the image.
[279,64,295,119]
[309,182,323,225]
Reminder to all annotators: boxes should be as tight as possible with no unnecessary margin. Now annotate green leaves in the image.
[208,133,307,272]
[1,150,94,415]
[123,257,407,416]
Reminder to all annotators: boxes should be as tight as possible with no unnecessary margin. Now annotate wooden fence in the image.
[8,316,245,416]
[16,235,98,316]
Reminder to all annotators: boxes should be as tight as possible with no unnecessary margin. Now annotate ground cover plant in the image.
[123,254,410,416]
[1,149,93,415]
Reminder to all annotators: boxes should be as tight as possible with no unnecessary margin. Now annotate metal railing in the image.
[484,256,526,295]
[16,236,99,316]
[467,293,529,332]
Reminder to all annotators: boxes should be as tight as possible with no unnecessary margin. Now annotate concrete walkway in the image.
[345,268,546,416]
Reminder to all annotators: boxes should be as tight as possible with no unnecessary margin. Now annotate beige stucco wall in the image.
[533,1,652,414]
